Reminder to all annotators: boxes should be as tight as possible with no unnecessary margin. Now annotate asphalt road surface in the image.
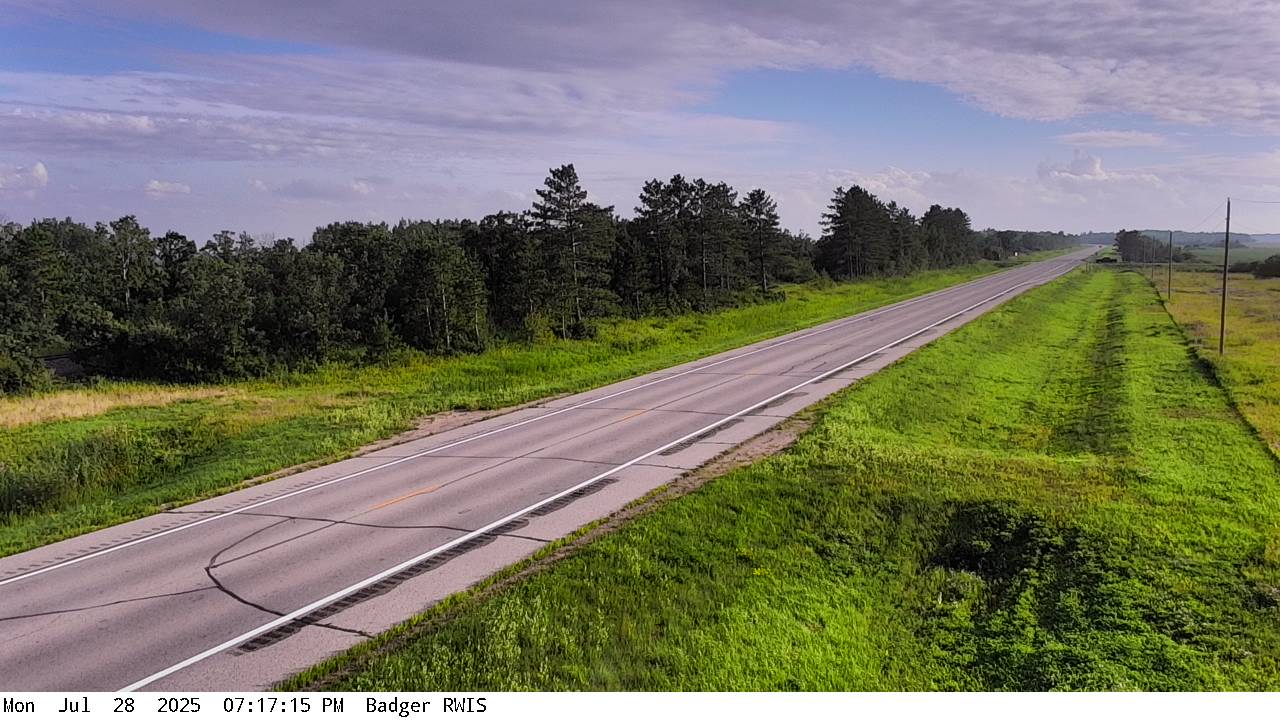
[0,248,1095,691]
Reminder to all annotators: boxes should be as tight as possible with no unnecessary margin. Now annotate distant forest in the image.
[0,164,1075,393]
[1080,230,1253,248]
[1113,229,1280,277]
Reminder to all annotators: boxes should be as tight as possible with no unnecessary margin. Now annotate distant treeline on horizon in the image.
[0,164,1076,394]
[1079,229,1279,248]
[1111,229,1280,278]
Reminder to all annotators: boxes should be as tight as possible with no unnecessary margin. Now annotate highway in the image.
[0,248,1094,691]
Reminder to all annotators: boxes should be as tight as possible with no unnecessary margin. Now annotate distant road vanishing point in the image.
[0,247,1096,691]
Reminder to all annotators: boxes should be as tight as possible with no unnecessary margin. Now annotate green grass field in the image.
[1160,270,1280,456]
[0,257,1066,558]
[1189,246,1278,264]
[292,267,1280,691]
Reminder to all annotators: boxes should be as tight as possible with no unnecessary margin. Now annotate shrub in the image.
[0,353,52,396]
[1253,255,1280,279]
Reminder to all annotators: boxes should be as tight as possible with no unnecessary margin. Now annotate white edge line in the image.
[119,257,1080,692]
[0,257,1061,589]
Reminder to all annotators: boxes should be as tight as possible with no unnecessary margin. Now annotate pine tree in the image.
[531,164,614,336]
[0,161,1015,393]
[695,181,744,301]
[885,202,921,274]
[921,205,977,267]
[740,188,782,293]
[634,177,691,310]
[465,212,543,333]
[817,186,890,279]
[610,220,654,315]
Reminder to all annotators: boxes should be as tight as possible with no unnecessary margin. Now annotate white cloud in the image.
[145,179,191,197]
[251,177,386,202]
[1034,152,1164,211]
[23,0,1279,133]
[3,1,1279,239]
[28,161,48,187]
[758,145,1279,236]
[0,160,49,196]
[1055,131,1169,148]
[58,111,157,134]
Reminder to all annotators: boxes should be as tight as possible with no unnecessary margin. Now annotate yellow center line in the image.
[366,484,443,512]
[367,408,650,512]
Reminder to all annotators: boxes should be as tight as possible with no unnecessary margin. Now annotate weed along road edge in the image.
[0,248,1095,691]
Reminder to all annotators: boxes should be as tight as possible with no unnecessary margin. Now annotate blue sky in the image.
[702,68,1059,169]
[1,0,1277,242]
[0,16,323,74]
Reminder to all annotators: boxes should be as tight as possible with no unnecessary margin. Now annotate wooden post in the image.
[1219,199,1231,355]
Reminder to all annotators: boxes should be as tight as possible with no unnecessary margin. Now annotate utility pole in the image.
[1219,198,1231,355]
[1166,230,1173,299]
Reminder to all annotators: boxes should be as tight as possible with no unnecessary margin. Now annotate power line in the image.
[1187,201,1227,232]
[1219,198,1230,355]
[1232,223,1269,236]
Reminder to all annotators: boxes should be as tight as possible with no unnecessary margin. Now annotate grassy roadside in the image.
[0,256,1068,557]
[293,267,1280,691]
[1159,270,1280,456]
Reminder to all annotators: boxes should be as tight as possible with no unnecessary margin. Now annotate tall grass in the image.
[0,384,237,428]
[293,268,1280,691]
[0,261,1026,557]
[1159,270,1280,455]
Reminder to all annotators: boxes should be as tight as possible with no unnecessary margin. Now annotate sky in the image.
[1,0,1279,242]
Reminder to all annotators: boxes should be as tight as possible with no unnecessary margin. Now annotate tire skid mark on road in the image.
[227,478,619,656]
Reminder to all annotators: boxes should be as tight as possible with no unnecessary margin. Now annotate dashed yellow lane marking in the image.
[368,409,648,511]
[367,484,443,512]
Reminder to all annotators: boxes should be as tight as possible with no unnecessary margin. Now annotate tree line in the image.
[1229,255,1280,278]
[1112,229,1199,264]
[0,164,1075,393]
[1112,229,1280,278]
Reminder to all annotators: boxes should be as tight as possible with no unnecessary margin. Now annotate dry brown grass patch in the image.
[0,385,240,428]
